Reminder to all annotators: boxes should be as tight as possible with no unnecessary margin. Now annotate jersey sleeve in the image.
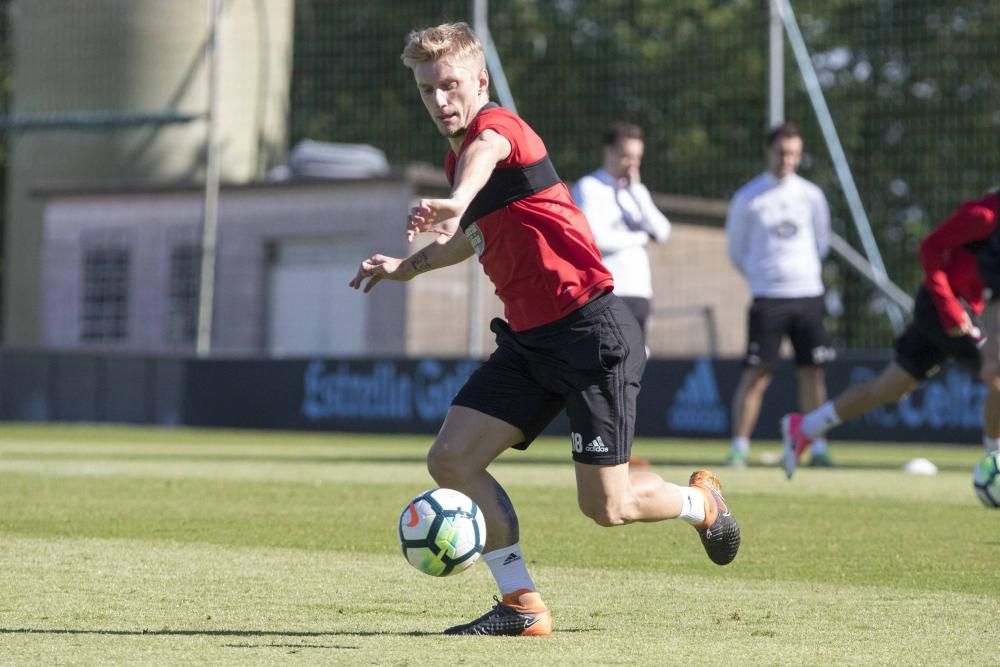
[725,191,750,275]
[810,186,831,259]
[467,109,543,167]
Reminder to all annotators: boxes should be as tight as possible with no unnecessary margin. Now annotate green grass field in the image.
[1,423,997,665]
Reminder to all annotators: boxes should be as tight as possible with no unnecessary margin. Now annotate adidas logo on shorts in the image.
[585,436,609,453]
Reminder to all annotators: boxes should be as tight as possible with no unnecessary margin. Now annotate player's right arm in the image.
[348,232,474,294]
[406,129,512,234]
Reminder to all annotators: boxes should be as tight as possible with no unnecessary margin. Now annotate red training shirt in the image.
[445,105,612,331]
[918,193,1000,330]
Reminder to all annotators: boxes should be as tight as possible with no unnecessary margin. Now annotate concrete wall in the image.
[41,180,413,355]
[5,0,295,346]
[38,179,747,359]
[647,224,750,357]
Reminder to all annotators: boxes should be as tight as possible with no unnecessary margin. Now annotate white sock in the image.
[483,543,536,596]
[802,401,841,438]
[983,436,1000,453]
[730,437,750,455]
[677,486,707,525]
[811,437,829,456]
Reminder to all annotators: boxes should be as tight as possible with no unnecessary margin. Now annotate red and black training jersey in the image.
[918,193,1000,330]
[444,105,612,331]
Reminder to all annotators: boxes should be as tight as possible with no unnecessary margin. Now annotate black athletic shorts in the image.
[895,286,982,380]
[744,295,834,368]
[451,291,645,465]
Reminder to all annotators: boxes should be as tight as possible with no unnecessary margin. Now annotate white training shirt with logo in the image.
[725,171,830,298]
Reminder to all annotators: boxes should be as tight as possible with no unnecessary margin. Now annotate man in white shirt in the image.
[572,122,672,338]
[725,121,835,468]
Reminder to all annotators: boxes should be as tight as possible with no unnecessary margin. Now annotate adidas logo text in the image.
[502,552,521,566]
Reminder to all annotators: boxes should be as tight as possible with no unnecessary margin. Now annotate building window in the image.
[167,243,201,345]
[80,240,130,343]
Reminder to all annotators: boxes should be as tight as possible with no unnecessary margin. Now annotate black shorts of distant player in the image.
[894,286,982,380]
[452,291,645,466]
[744,295,835,368]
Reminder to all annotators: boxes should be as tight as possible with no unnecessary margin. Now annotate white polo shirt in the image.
[571,169,671,299]
[725,171,830,298]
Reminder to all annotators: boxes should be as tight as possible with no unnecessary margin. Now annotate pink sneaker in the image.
[781,413,812,480]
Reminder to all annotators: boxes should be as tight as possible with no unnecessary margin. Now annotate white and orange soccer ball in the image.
[398,487,487,576]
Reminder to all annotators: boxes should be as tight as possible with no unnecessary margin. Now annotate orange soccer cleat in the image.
[688,469,741,566]
[443,589,552,637]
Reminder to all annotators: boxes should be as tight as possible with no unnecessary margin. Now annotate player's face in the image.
[603,138,644,180]
[767,136,803,178]
[413,57,488,140]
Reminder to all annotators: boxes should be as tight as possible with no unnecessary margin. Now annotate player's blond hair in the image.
[400,22,485,70]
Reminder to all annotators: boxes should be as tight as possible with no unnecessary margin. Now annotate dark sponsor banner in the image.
[0,351,984,443]
[644,357,983,444]
[182,358,480,432]
[643,358,734,437]
[820,362,984,442]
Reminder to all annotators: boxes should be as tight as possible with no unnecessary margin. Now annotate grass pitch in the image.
[0,423,997,665]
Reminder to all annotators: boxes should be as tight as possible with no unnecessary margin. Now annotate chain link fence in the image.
[1,1,998,354]
[291,0,1000,351]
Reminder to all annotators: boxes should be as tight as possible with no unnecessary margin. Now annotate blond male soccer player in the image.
[349,22,740,636]
[725,122,834,468]
[782,190,1000,479]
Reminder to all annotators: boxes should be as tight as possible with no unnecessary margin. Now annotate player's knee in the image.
[426,443,466,485]
[741,369,773,393]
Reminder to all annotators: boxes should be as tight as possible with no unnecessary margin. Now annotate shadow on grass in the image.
[0,626,597,639]
[0,627,432,637]
[5,451,973,472]
[630,458,975,473]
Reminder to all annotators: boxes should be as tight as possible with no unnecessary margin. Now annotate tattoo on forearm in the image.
[411,251,431,274]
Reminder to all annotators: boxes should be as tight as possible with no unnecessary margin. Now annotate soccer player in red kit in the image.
[349,22,740,636]
[782,190,1000,478]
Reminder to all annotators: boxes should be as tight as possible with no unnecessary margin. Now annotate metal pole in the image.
[466,0,491,357]
[768,0,785,127]
[473,0,517,114]
[196,0,223,356]
[778,0,907,333]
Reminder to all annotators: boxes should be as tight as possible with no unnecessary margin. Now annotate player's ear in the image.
[478,66,489,95]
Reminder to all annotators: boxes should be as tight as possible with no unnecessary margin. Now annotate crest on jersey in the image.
[464,222,485,256]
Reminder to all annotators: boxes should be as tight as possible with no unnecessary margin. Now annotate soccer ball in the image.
[398,487,487,576]
[972,451,1000,508]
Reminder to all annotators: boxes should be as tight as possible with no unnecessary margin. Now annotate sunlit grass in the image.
[0,424,997,665]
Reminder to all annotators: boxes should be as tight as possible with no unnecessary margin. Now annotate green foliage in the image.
[0,425,998,663]
[290,1,1000,349]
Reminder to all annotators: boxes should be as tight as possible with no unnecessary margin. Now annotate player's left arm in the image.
[812,189,832,259]
[407,129,512,234]
[348,232,474,294]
